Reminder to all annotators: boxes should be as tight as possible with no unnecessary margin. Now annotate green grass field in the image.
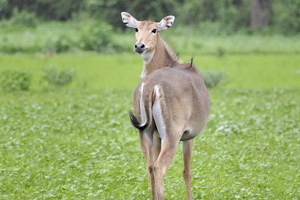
[0,21,300,200]
[1,54,300,89]
[0,52,299,199]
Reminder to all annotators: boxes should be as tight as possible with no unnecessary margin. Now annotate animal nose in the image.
[134,43,146,54]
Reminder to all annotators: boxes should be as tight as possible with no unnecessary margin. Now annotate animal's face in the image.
[134,21,159,53]
[121,12,175,54]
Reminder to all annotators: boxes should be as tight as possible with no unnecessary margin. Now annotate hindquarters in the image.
[130,67,210,141]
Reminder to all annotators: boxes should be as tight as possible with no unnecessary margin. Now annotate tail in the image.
[129,82,152,131]
[129,111,147,131]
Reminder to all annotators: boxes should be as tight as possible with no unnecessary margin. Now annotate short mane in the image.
[160,34,180,64]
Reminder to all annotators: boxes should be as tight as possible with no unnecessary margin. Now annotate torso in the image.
[135,64,210,141]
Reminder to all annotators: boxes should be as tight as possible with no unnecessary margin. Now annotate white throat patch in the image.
[140,50,154,78]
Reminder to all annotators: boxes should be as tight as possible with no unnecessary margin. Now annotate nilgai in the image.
[121,12,210,200]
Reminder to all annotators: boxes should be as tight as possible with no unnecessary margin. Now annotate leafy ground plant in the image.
[203,71,226,88]
[0,88,299,199]
[42,66,75,87]
[79,21,123,53]
[0,53,299,199]
[3,9,38,28]
[0,70,31,91]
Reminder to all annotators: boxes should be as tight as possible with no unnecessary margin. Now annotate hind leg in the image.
[153,133,181,200]
[183,139,193,200]
[139,130,156,199]
[153,131,161,162]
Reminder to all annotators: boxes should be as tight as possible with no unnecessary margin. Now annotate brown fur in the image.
[122,12,210,200]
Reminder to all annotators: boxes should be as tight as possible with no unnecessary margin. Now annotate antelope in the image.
[121,12,210,200]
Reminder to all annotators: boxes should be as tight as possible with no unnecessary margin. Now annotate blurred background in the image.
[0,0,300,54]
[0,1,300,199]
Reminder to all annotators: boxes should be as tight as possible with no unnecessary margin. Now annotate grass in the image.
[0,88,299,199]
[0,18,300,200]
[0,52,300,199]
[0,54,299,89]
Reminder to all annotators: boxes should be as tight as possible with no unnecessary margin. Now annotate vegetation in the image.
[0,20,124,54]
[0,70,31,91]
[1,0,300,34]
[0,1,299,199]
[1,54,299,89]
[0,1,300,54]
[203,72,226,88]
[1,20,300,54]
[42,66,74,87]
[0,54,299,199]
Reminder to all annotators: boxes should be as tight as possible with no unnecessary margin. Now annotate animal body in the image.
[121,12,210,200]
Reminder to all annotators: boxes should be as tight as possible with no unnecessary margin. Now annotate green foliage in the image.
[0,0,83,21]
[2,20,300,54]
[271,0,300,34]
[0,0,9,19]
[48,35,73,53]
[42,66,74,87]
[177,0,250,34]
[1,0,300,34]
[0,20,125,53]
[0,70,31,91]
[203,72,226,88]
[34,0,82,20]
[219,0,251,32]
[0,8,38,29]
[84,0,180,30]
[79,22,122,53]
[8,9,38,28]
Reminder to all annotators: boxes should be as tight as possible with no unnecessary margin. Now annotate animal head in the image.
[121,12,175,54]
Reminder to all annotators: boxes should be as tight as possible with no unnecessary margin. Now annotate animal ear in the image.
[121,12,138,28]
[158,15,175,31]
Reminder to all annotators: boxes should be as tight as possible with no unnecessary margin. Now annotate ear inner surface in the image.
[121,12,138,28]
[158,15,175,31]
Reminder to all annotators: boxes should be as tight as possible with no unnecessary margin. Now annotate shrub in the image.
[271,0,300,34]
[9,9,38,28]
[79,22,122,53]
[34,0,83,21]
[203,71,225,88]
[0,70,31,91]
[216,47,225,57]
[48,35,73,53]
[0,0,9,19]
[42,66,75,87]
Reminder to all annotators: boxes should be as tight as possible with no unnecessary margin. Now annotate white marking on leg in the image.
[152,85,167,142]
[139,82,147,127]
[144,130,153,145]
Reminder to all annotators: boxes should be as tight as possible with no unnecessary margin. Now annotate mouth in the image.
[135,48,148,54]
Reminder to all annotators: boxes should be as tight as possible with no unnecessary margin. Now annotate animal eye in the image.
[135,28,138,32]
[151,29,157,33]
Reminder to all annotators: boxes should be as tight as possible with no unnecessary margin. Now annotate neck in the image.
[140,34,178,78]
